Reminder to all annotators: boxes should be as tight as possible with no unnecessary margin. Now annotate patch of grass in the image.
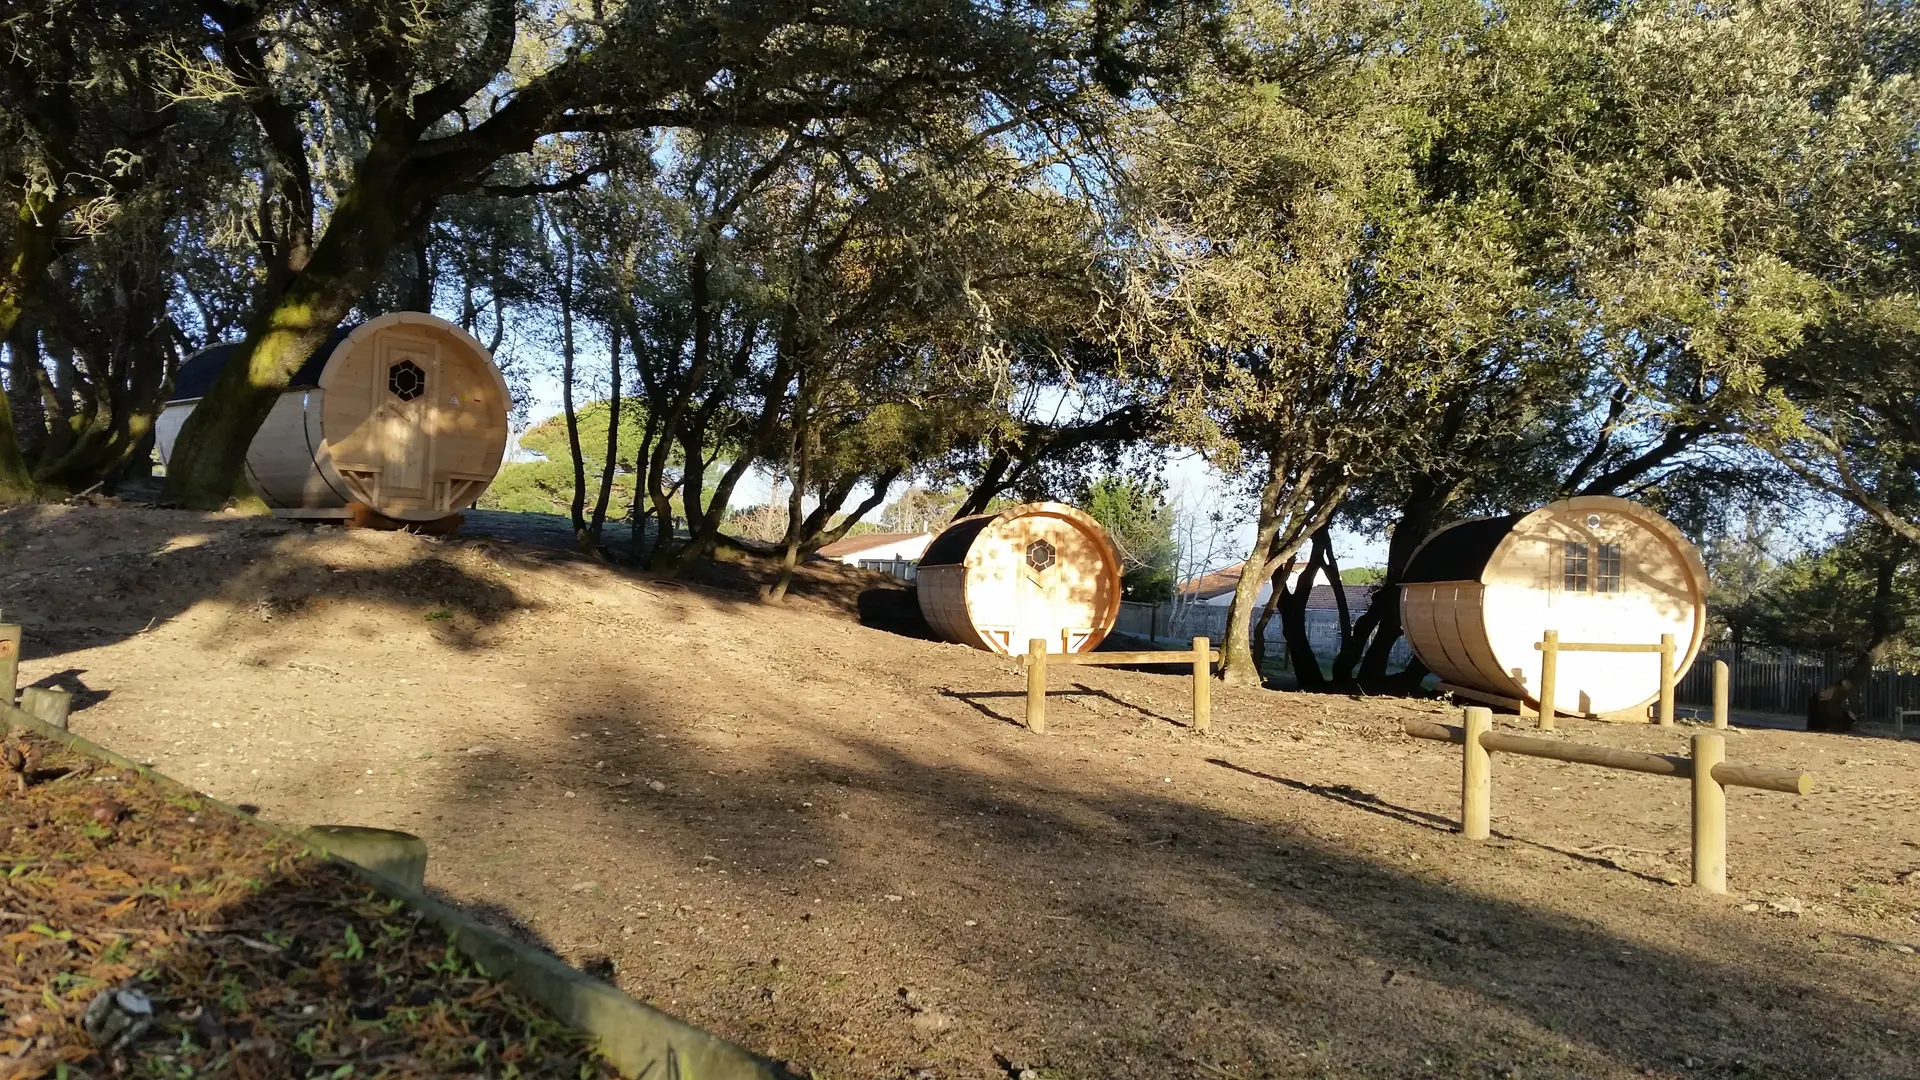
[426,609,454,621]
[1843,882,1897,920]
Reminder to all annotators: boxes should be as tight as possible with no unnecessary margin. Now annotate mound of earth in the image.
[5,504,1919,1080]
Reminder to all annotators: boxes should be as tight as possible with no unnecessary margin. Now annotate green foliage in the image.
[1081,475,1176,602]
[479,401,655,519]
[1729,527,1919,670]
[1339,567,1385,586]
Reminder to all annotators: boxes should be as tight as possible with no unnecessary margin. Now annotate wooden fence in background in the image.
[1115,601,1416,668]
[1676,650,1920,723]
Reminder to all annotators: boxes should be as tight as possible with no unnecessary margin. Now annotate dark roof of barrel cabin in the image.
[919,514,995,567]
[167,326,357,404]
[1400,512,1525,584]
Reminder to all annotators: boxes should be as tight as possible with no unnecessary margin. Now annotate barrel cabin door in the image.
[1549,518,1629,714]
[1012,515,1101,653]
[364,333,439,504]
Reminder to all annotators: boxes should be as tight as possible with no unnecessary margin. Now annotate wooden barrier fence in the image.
[1406,707,1812,894]
[0,616,72,728]
[1024,636,1217,735]
[1531,630,1682,729]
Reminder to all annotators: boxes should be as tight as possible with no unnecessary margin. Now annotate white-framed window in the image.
[1596,543,1623,593]
[1563,541,1589,593]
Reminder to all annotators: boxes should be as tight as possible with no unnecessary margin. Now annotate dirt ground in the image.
[5,503,1919,1080]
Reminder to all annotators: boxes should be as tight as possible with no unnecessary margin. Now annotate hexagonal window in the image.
[1026,539,1056,572]
[388,359,426,401]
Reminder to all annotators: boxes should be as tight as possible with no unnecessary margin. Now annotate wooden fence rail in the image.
[1405,707,1812,893]
[1531,630,1677,729]
[1675,649,1920,725]
[1024,637,1217,735]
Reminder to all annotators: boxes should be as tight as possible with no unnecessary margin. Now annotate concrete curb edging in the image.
[1,706,796,1080]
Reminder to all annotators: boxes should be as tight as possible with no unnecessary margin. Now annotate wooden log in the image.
[1402,720,1811,794]
[1026,637,1047,735]
[1710,761,1813,796]
[1691,732,1727,893]
[0,624,19,705]
[1051,650,1223,667]
[1658,633,1676,727]
[1534,641,1668,653]
[299,825,428,891]
[1538,629,1559,731]
[1462,707,1492,840]
[1480,730,1687,778]
[18,687,71,731]
[1192,636,1211,733]
[1713,660,1729,730]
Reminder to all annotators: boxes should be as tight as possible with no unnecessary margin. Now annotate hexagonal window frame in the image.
[388,359,426,402]
[1025,538,1056,572]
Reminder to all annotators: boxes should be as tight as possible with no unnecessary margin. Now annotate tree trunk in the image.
[1220,461,1289,686]
[1277,529,1330,691]
[1808,552,1901,732]
[586,321,623,553]
[627,407,659,561]
[556,248,588,542]
[1322,526,1350,642]
[0,322,40,503]
[763,393,811,604]
[0,198,57,503]
[1334,481,1455,684]
[803,467,902,553]
[955,449,1014,519]
[6,320,47,465]
[163,174,405,509]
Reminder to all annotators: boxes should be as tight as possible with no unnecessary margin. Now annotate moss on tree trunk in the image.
[162,183,401,509]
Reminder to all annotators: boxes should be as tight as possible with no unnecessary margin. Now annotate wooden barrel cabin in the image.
[1399,495,1709,719]
[156,312,510,525]
[917,501,1124,656]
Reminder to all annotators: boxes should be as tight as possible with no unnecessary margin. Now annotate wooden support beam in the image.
[1403,719,1811,794]
[1691,732,1727,893]
[18,687,71,731]
[1048,650,1223,667]
[1025,638,1047,735]
[1534,641,1668,654]
[1191,636,1211,733]
[1658,633,1676,727]
[1712,660,1729,730]
[1461,707,1491,840]
[0,625,19,706]
[1537,629,1559,731]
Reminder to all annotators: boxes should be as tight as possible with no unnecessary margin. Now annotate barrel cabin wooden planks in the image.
[155,312,510,528]
[1398,496,1709,720]
[917,502,1124,657]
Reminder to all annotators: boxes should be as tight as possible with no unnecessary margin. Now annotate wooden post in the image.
[1461,707,1492,840]
[1537,630,1559,731]
[1691,731,1727,894]
[1712,660,1729,730]
[0,624,19,707]
[1026,638,1048,735]
[1658,633,1676,727]
[1192,636,1211,733]
[18,687,71,731]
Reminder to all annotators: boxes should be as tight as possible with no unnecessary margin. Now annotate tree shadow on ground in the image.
[936,685,1182,729]
[1207,757,1675,886]
[427,694,1920,1080]
[0,506,538,661]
